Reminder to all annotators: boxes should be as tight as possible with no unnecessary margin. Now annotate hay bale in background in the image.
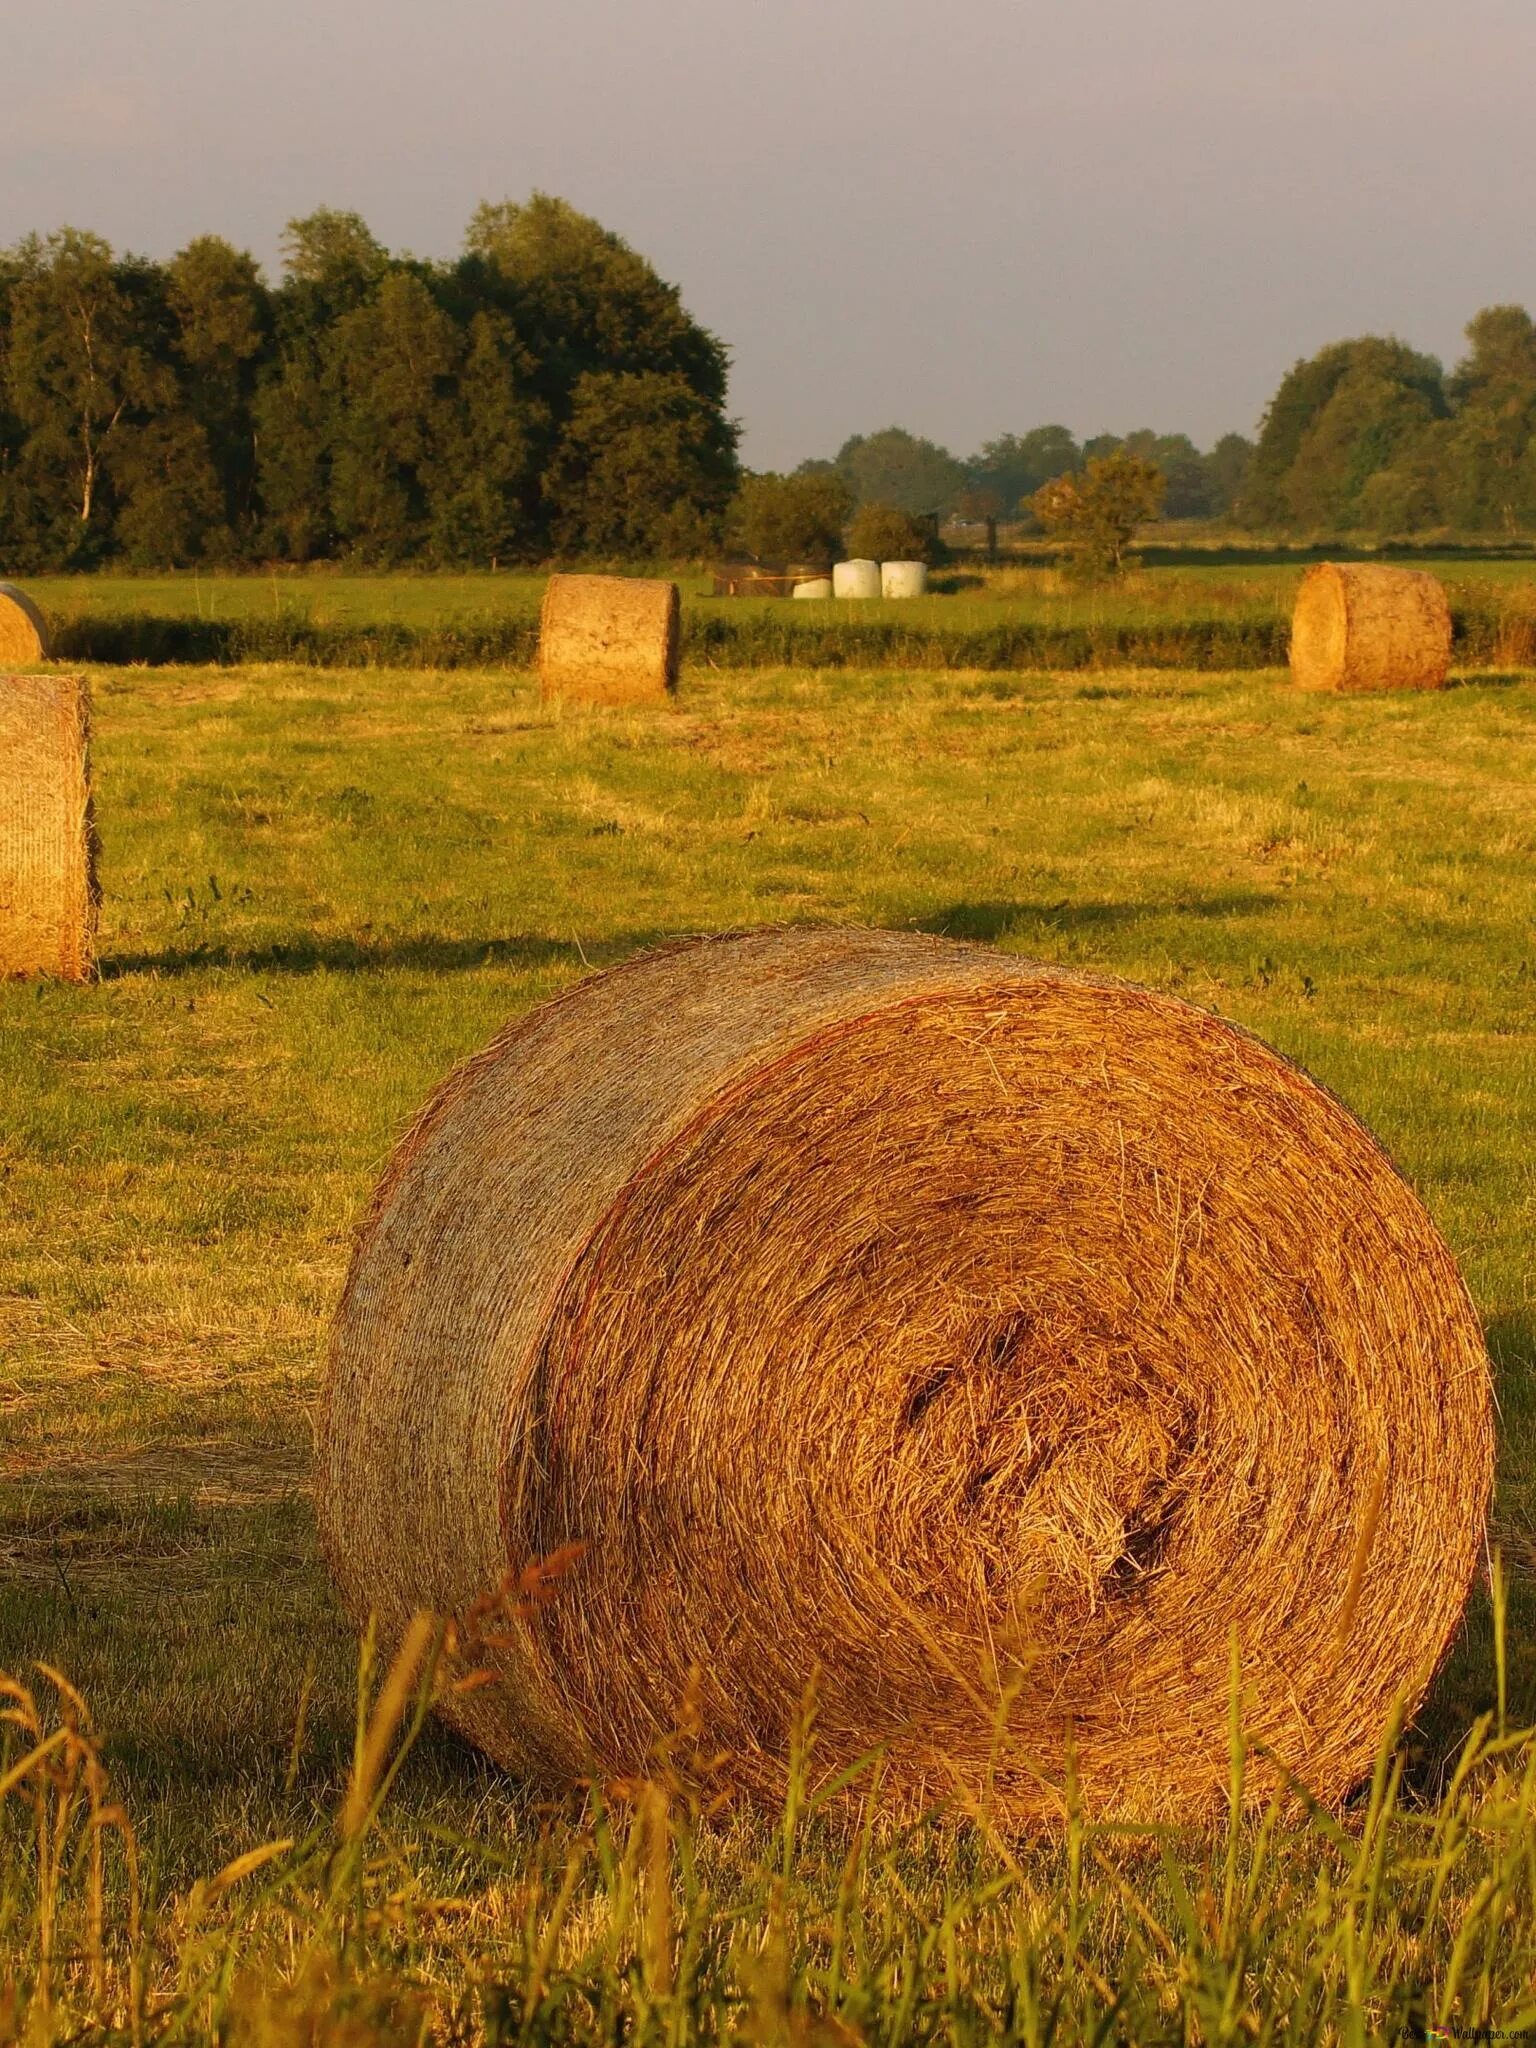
[538,574,679,705]
[832,559,881,599]
[0,584,51,665]
[0,674,97,981]
[881,560,929,599]
[319,927,1492,1826]
[1290,562,1452,691]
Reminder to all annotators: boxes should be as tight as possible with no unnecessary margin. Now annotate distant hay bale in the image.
[538,574,679,705]
[1290,562,1452,692]
[318,927,1492,1826]
[0,584,51,665]
[0,673,97,981]
[791,577,833,600]
[832,559,881,599]
[881,560,928,599]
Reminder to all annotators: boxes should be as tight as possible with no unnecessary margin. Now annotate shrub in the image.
[1031,452,1165,580]
[726,470,853,566]
[843,501,935,564]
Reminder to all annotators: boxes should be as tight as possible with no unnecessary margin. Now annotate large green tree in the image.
[543,370,738,556]
[833,427,966,515]
[1,229,171,562]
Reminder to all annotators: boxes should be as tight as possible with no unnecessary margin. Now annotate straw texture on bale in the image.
[319,928,1492,1825]
[1290,562,1452,692]
[538,574,679,704]
[0,673,96,981]
[0,583,51,665]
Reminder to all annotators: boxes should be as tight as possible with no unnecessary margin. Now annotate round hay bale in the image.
[0,672,97,981]
[1290,562,1452,692]
[539,574,679,705]
[0,584,51,665]
[791,577,833,600]
[318,928,1492,1825]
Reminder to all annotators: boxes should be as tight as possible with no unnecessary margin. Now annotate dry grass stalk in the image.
[539,574,680,706]
[0,673,98,981]
[0,583,50,665]
[318,928,1493,1826]
[1289,562,1452,692]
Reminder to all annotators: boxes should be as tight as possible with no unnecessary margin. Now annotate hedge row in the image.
[45,596,1529,672]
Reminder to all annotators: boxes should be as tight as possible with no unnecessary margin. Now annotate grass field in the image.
[23,555,1536,673]
[2,655,1535,2038]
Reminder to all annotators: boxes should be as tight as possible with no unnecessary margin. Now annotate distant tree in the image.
[1281,362,1443,532]
[1244,337,1444,531]
[427,311,545,565]
[543,369,738,556]
[465,194,728,417]
[2,229,169,558]
[324,271,461,561]
[953,484,1004,558]
[255,211,391,559]
[834,427,966,514]
[113,413,226,565]
[1206,433,1255,518]
[279,209,387,308]
[166,235,269,550]
[1437,306,1536,533]
[1030,451,1164,578]
[967,427,1080,514]
[843,501,936,564]
[727,469,852,565]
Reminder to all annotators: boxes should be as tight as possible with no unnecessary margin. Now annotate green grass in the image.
[2,657,1535,2038]
[23,558,1536,671]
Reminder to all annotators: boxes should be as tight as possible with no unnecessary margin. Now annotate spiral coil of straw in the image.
[319,928,1492,1824]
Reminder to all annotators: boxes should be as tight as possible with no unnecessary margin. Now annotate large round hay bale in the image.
[319,928,1492,1825]
[1290,562,1452,692]
[538,574,679,705]
[0,584,51,665]
[0,673,97,981]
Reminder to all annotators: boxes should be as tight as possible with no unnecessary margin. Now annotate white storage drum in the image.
[881,561,928,599]
[832,560,882,600]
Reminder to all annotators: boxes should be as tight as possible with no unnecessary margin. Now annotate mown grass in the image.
[2,656,1535,2038]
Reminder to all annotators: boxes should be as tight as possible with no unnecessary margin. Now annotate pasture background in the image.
[1,644,1533,2033]
[25,554,1536,672]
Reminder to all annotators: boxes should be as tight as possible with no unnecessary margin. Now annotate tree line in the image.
[751,304,1536,548]
[1241,307,1536,536]
[3,191,1532,570]
[0,198,738,569]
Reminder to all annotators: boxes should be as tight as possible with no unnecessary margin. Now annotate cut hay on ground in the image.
[539,574,679,705]
[0,583,51,665]
[0,673,96,981]
[1290,562,1452,692]
[318,927,1493,1826]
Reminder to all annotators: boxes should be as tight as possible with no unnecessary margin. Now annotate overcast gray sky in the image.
[4,0,1531,468]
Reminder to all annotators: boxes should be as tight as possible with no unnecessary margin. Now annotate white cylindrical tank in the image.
[881,560,928,599]
[792,578,834,600]
[832,559,882,600]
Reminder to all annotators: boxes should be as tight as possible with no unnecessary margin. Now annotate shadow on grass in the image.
[101,932,605,979]
[918,894,1278,943]
[1446,670,1536,690]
